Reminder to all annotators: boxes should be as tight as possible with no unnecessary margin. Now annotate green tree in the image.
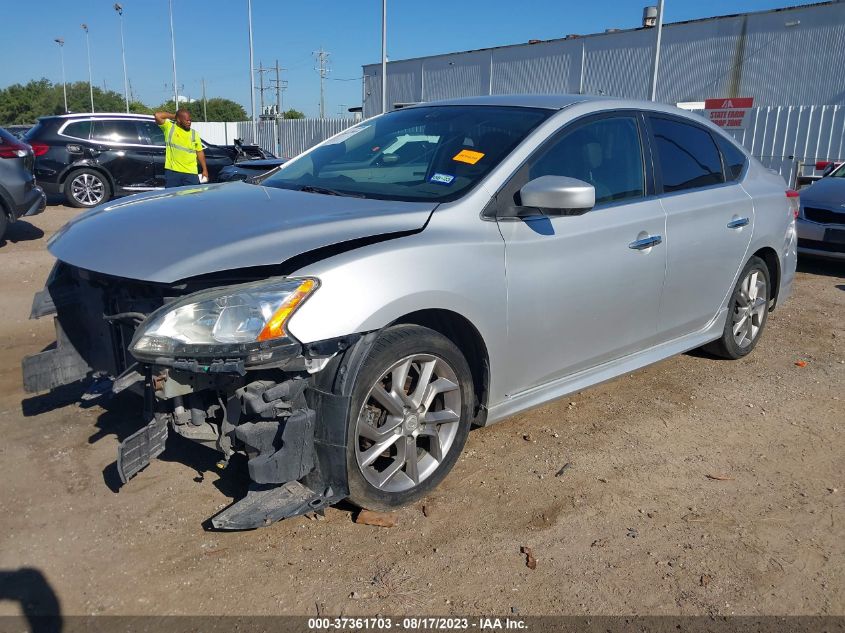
[157,97,247,122]
[283,108,305,119]
[0,78,154,124]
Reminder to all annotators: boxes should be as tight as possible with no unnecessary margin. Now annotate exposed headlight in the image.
[129,277,317,366]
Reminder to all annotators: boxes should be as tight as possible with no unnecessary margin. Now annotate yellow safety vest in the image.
[160,120,202,174]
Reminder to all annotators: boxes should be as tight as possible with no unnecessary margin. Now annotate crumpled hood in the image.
[800,177,845,208]
[48,182,436,283]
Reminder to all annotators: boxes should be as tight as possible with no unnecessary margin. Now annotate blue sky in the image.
[0,0,823,118]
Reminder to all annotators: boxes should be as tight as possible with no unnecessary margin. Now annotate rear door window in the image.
[137,121,166,146]
[62,120,92,140]
[649,116,724,192]
[91,120,140,144]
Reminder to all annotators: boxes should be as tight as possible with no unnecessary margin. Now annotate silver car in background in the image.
[23,95,797,529]
[797,161,845,260]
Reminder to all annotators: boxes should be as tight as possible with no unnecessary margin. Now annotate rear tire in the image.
[345,325,473,511]
[704,256,771,359]
[0,210,8,243]
[64,169,111,208]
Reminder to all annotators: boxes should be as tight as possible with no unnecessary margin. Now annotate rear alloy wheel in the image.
[346,325,473,510]
[705,256,770,359]
[65,169,111,208]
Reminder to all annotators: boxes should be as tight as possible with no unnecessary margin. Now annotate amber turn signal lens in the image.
[257,279,317,341]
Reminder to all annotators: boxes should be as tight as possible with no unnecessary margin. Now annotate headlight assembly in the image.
[129,277,318,367]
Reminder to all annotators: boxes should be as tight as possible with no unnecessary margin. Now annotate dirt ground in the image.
[0,204,842,618]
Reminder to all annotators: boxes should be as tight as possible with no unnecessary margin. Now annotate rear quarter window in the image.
[650,116,724,193]
[63,120,92,140]
[715,134,748,181]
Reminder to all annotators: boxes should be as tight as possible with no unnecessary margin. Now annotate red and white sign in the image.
[703,97,754,129]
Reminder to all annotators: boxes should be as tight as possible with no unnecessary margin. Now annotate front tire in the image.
[704,256,771,359]
[64,169,111,208]
[345,325,473,511]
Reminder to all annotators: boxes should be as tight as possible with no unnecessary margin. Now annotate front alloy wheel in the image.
[356,353,462,492]
[345,325,473,510]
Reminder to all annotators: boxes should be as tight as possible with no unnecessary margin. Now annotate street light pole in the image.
[650,0,664,101]
[81,23,94,112]
[168,0,179,107]
[114,3,130,113]
[381,0,387,114]
[247,0,257,140]
[54,38,68,113]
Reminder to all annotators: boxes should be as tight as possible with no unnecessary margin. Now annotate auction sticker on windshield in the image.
[430,173,455,185]
[452,149,485,165]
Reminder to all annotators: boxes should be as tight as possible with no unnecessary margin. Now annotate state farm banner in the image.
[704,97,754,129]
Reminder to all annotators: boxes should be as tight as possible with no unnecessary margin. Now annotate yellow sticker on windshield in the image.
[452,149,485,165]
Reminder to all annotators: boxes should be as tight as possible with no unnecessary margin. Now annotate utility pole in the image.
[247,0,256,140]
[254,61,271,116]
[168,0,178,107]
[270,60,288,157]
[650,0,665,101]
[269,59,288,116]
[314,48,330,119]
[54,38,68,114]
[381,0,387,114]
[114,3,129,112]
[81,23,94,112]
[202,78,207,121]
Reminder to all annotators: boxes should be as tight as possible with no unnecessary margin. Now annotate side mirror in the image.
[518,176,595,215]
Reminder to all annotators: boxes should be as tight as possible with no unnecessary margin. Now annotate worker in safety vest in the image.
[154,108,209,187]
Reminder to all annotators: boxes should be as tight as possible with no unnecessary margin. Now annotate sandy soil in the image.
[0,205,842,617]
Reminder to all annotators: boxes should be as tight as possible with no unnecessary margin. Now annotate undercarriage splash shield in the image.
[210,481,334,530]
[117,417,168,484]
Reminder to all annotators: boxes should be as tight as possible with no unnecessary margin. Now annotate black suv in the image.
[25,113,251,208]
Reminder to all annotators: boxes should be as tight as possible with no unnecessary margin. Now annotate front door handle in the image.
[628,235,663,250]
[727,217,750,229]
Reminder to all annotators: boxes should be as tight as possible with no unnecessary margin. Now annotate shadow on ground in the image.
[0,220,44,246]
[0,567,62,632]
[797,257,844,278]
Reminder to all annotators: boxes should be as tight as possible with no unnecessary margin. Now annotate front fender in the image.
[286,221,508,401]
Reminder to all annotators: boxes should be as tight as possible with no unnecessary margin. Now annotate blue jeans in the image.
[164,169,200,188]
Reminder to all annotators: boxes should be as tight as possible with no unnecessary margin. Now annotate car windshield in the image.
[829,162,845,178]
[261,105,551,202]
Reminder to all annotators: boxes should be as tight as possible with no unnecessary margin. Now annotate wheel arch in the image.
[752,246,781,310]
[388,308,490,426]
[60,163,116,193]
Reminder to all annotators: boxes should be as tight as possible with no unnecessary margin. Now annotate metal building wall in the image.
[362,2,845,118]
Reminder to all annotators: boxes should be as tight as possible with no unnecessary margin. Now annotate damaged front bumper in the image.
[22,264,363,529]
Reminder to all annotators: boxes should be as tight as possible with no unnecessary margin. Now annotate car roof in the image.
[39,112,155,121]
[407,94,595,110]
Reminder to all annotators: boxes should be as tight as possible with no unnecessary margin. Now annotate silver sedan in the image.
[25,95,797,528]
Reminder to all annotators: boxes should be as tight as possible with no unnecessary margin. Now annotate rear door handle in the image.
[628,235,663,250]
[727,217,750,229]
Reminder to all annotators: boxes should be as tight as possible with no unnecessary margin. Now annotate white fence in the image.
[705,105,845,186]
[193,118,357,159]
[195,106,844,187]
